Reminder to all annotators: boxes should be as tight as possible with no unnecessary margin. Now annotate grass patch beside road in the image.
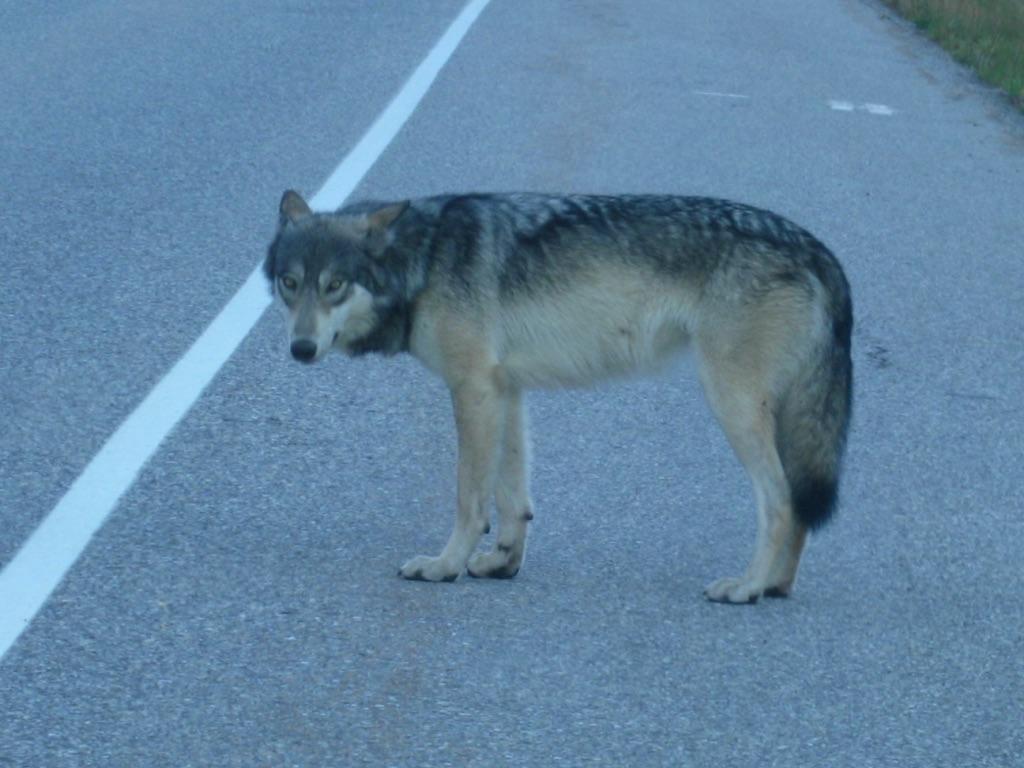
[884,0,1024,109]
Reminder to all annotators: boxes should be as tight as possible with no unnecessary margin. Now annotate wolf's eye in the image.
[326,279,345,293]
[280,276,298,291]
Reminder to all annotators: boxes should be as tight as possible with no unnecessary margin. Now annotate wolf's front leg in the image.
[400,374,505,582]
[468,389,532,579]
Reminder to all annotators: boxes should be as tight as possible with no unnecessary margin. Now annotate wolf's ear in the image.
[279,190,312,227]
[365,201,410,233]
[362,201,410,257]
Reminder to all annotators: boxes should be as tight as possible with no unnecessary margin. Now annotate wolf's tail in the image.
[776,272,853,530]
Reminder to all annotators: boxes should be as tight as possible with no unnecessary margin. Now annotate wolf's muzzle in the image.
[290,339,318,363]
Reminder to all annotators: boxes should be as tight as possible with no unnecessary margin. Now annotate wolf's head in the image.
[263,190,412,363]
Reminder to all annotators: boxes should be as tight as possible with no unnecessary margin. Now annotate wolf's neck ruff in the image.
[346,298,416,357]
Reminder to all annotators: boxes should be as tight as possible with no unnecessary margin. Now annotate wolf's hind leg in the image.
[697,349,806,604]
[400,372,505,582]
[468,389,532,579]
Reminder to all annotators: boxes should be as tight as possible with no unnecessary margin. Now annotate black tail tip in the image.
[792,476,840,530]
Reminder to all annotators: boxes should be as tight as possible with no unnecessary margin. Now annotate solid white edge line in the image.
[0,0,492,662]
[312,0,491,211]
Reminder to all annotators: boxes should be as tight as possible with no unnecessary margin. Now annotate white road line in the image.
[0,0,492,662]
[692,90,750,99]
[312,0,490,208]
[862,102,895,116]
[829,99,895,115]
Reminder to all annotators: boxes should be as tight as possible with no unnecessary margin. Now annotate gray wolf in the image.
[263,190,853,604]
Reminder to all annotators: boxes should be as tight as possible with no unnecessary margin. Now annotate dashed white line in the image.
[830,99,895,115]
[692,93,895,115]
[0,0,493,662]
[693,90,750,99]
[862,102,896,116]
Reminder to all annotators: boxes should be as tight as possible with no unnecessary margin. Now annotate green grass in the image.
[884,0,1024,109]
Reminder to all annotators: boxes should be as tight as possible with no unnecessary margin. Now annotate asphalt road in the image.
[2,1,1023,766]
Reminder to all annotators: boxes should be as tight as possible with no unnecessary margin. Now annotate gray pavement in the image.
[2,1,1023,766]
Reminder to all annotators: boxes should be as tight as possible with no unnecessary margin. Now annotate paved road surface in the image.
[2,1,1022,766]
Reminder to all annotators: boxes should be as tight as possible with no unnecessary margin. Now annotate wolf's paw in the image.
[704,576,765,605]
[466,548,521,579]
[398,555,461,583]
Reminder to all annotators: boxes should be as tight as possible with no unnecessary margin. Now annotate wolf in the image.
[263,190,853,604]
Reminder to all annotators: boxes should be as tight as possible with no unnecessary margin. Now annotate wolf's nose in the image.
[290,339,318,363]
